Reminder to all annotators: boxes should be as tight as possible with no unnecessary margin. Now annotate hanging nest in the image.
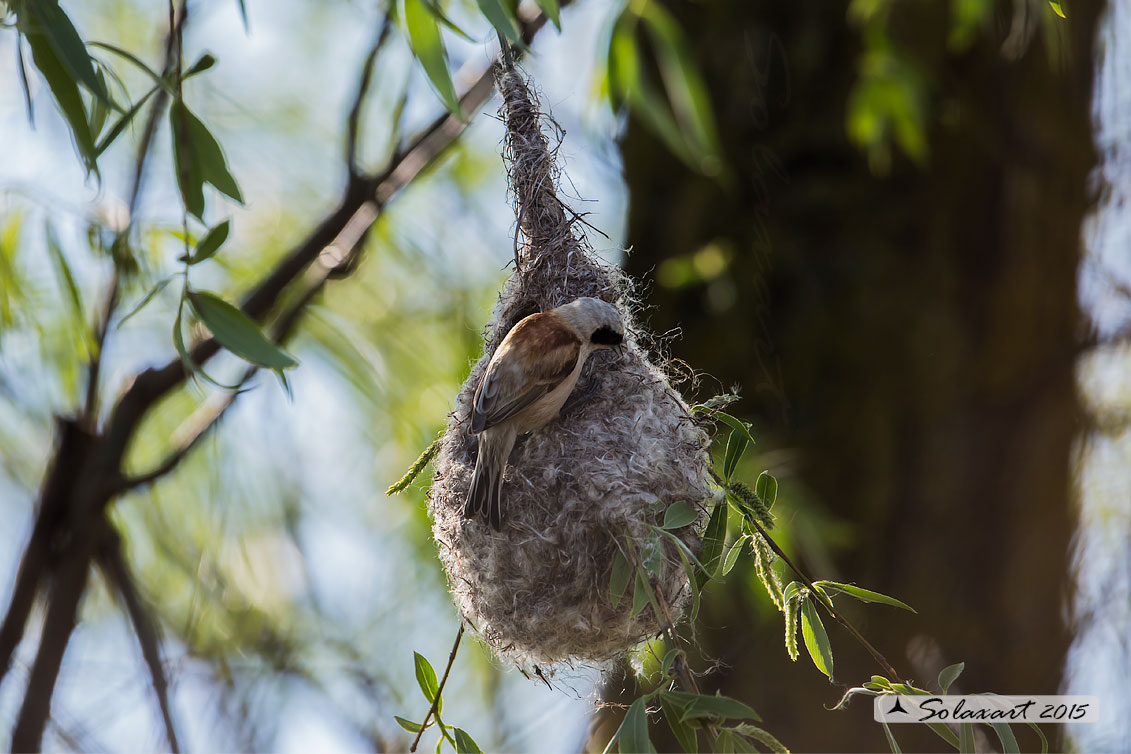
[427,67,713,670]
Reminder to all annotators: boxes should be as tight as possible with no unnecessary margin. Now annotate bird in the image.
[464,297,625,530]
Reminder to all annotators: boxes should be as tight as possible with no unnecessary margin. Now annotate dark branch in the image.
[410,624,464,752]
[346,12,392,177]
[99,535,181,753]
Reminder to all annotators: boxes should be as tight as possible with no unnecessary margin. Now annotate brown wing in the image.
[470,312,581,433]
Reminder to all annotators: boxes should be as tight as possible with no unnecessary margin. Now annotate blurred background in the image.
[0,0,1128,751]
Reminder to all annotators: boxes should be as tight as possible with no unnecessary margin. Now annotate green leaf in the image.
[453,728,482,754]
[958,723,975,754]
[711,410,756,447]
[715,730,737,754]
[610,550,632,607]
[782,581,802,605]
[236,0,249,30]
[732,724,788,754]
[21,0,112,105]
[618,697,655,754]
[1027,722,1049,754]
[938,662,964,694]
[45,223,85,324]
[533,0,560,29]
[172,303,196,377]
[188,290,298,369]
[394,716,425,733]
[926,722,960,750]
[88,66,109,140]
[413,651,442,714]
[673,542,701,621]
[118,277,173,327]
[660,693,697,753]
[698,497,726,582]
[991,723,1020,754]
[185,52,217,78]
[722,535,746,575]
[662,501,698,529]
[190,220,230,264]
[475,0,522,45]
[95,84,158,158]
[88,41,162,85]
[170,98,244,220]
[881,720,902,754]
[663,690,760,723]
[1048,0,1066,18]
[754,471,778,507]
[800,597,833,678]
[631,569,649,618]
[812,581,917,613]
[660,648,682,679]
[722,428,748,480]
[636,0,723,175]
[22,16,96,170]
[403,0,463,118]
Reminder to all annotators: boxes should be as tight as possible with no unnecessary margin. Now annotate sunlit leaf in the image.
[413,651,442,714]
[813,581,916,613]
[722,534,745,575]
[938,661,964,693]
[618,697,655,754]
[187,290,297,369]
[663,690,760,722]
[453,728,482,754]
[395,716,424,733]
[754,471,777,507]
[800,597,833,678]
[190,220,230,264]
[403,0,463,118]
[732,724,788,754]
[1048,0,1066,18]
[723,428,748,480]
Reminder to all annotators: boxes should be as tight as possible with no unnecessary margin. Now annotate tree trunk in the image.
[607,0,1100,749]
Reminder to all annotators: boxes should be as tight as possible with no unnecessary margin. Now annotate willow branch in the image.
[99,534,181,753]
[410,624,464,753]
[345,12,392,177]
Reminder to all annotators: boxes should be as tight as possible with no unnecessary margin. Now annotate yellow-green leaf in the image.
[187,290,297,369]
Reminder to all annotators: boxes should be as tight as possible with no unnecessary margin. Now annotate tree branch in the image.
[346,12,392,177]
[108,6,560,498]
[410,624,464,753]
[99,533,181,753]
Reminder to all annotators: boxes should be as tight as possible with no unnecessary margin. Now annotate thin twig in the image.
[652,587,719,750]
[346,12,392,177]
[747,517,905,684]
[99,531,181,753]
[410,624,464,753]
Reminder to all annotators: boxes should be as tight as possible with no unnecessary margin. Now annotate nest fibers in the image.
[428,67,713,669]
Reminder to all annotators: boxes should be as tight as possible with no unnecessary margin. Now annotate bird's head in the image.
[554,297,624,350]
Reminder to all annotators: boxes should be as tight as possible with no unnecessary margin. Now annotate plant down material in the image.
[428,67,712,669]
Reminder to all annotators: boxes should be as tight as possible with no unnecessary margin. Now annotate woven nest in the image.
[427,67,713,670]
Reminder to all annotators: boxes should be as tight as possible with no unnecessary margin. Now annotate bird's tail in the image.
[463,429,513,530]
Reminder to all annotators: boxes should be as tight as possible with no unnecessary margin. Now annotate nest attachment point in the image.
[428,67,713,670]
